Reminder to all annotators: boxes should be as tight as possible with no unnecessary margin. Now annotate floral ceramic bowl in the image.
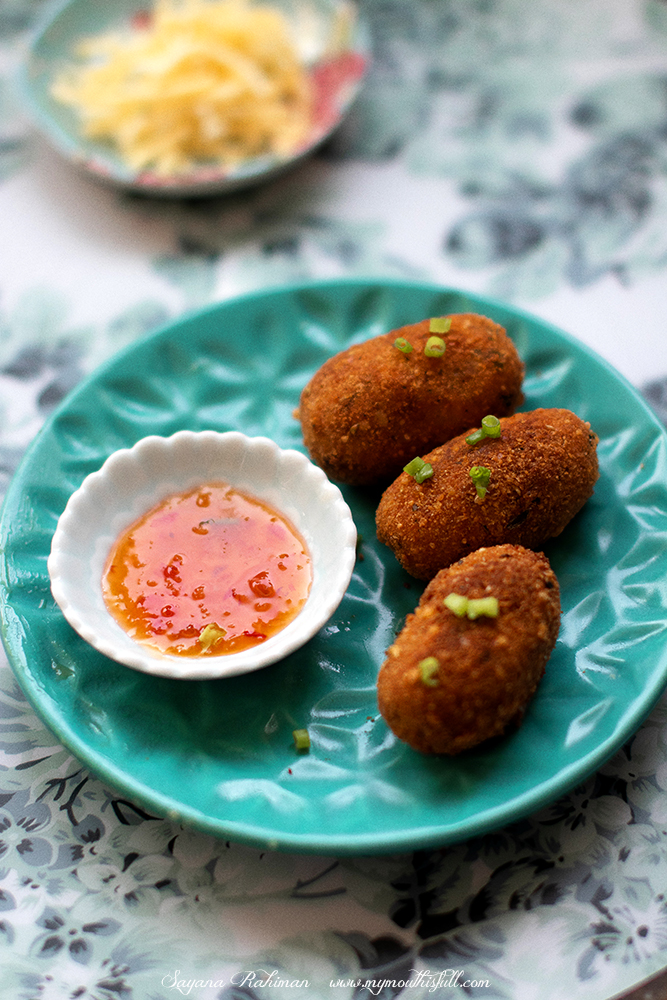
[48,430,357,680]
[19,0,370,197]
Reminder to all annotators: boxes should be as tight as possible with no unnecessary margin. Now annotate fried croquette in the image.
[376,407,599,580]
[297,314,524,485]
[377,544,561,755]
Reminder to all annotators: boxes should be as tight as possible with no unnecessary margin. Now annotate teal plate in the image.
[2,279,667,856]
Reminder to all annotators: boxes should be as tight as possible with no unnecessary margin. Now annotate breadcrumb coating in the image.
[376,407,599,580]
[377,544,561,755]
[297,314,524,485]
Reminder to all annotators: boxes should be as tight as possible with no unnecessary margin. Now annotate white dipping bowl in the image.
[48,430,357,680]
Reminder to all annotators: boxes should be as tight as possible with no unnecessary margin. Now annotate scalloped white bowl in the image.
[48,430,357,680]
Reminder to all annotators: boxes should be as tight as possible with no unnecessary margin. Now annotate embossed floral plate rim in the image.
[2,278,667,856]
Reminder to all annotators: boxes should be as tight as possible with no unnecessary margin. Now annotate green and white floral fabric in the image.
[2,1,667,997]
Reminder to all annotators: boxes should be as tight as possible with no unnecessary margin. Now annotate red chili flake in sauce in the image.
[102,482,311,657]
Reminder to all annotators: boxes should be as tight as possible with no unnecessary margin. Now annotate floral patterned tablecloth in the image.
[2,1,667,998]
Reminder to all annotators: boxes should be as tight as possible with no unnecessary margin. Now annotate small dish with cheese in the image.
[48,430,357,679]
[19,0,370,196]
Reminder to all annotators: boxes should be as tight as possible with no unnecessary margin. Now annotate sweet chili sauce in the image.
[102,482,312,657]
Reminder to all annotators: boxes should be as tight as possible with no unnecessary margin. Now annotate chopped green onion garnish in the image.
[293,728,310,752]
[444,593,499,619]
[443,593,469,617]
[394,337,413,354]
[415,463,434,484]
[469,465,491,499]
[199,622,226,651]
[404,457,424,476]
[429,316,451,334]
[465,428,485,446]
[404,456,434,483]
[424,336,446,357]
[467,597,499,619]
[419,656,440,686]
[466,414,502,446]
[481,414,501,438]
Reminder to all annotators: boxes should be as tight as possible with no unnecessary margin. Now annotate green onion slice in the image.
[465,428,485,446]
[469,465,491,499]
[199,622,226,651]
[394,337,413,354]
[481,414,501,438]
[466,414,502,446]
[443,593,468,617]
[293,728,310,752]
[424,336,446,357]
[467,597,499,619]
[404,456,434,483]
[429,316,451,334]
[419,656,440,686]
[444,593,499,619]
[415,463,434,484]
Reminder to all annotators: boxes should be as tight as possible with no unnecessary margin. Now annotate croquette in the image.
[297,314,524,485]
[376,407,599,580]
[377,544,561,755]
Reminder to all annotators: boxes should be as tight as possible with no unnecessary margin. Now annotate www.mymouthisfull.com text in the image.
[162,967,492,995]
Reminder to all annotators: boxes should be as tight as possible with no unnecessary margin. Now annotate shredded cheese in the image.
[51,0,312,176]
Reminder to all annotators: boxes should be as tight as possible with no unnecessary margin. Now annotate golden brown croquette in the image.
[297,314,524,485]
[375,408,599,580]
[377,544,560,755]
